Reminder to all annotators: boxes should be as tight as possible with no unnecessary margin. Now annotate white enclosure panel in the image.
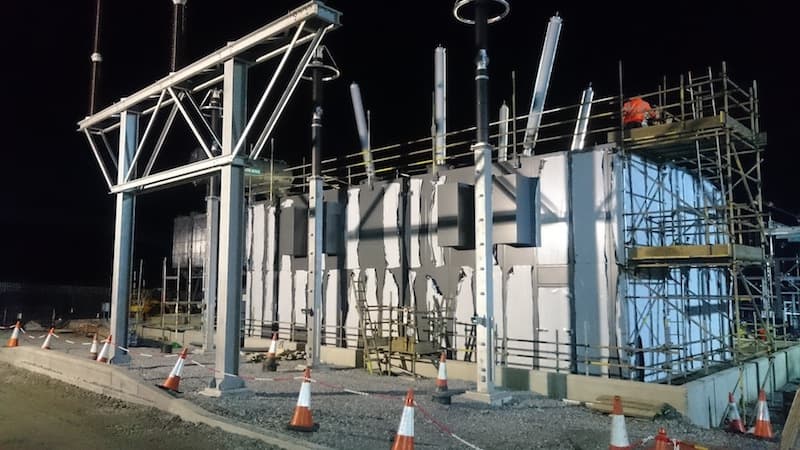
[537,287,571,372]
[293,270,308,328]
[505,265,534,367]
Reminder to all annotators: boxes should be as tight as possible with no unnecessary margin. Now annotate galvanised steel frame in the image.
[77,1,340,391]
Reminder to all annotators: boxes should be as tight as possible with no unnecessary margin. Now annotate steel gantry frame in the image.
[77,1,341,392]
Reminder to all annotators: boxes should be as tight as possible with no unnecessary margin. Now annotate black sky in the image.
[0,1,794,287]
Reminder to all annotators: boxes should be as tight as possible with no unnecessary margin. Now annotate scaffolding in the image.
[612,63,781,382]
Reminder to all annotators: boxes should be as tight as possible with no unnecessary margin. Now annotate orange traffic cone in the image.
[96,334,112,363]
[287,367,318,432]
[41,328,55,350]
[650,428,672,450]
[158,348,188,392]
[724,392,746,433]
[751,389,774,439]
[392,389,415,450]
[89,334,99,359]
[6,321,21,347]
[609,395,631,450]
[432,351,453,405]
[264,332,279,372]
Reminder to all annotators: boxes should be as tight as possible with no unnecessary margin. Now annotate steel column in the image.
[307,52,324,367]
[473,0,495,395]
[214,58,247,391]
[109,110,138,364]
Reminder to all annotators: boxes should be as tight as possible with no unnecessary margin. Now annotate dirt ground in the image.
[0,362,279,450]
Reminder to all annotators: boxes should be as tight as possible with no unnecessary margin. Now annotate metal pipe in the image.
[434,46,447,168]
[171,0,187,72]
[569,85,594,150]
[522,15,562,155]
[89,0,103,115]
[349,83,375,185]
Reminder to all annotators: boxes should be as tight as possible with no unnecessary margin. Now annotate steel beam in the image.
[77,1,340,131]
[214,58,248,392]
[110,154,238,194]
[109,110,138,364]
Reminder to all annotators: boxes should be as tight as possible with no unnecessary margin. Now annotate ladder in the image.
[352,274,386,374]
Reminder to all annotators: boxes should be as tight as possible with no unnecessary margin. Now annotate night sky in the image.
[0,1,793,287]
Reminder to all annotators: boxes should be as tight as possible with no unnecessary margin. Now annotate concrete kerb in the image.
[0,347,328,450]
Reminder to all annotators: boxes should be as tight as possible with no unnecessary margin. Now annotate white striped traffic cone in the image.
[264,332,279,372]
[158,348,188,392]
[392,389,415,450]
[6,321,21,347]
[609,395,631,450]
[431,351,453,405]
[724,392,745,434]
[89,333,99,359]
[751,389,773,439]
[41,328,55,350]
[287,367,318,432]
[96,334,112,363]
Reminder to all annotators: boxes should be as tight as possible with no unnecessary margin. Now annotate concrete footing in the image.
[462,389,513,406]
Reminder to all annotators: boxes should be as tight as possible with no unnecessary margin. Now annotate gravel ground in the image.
[1,327,781,449]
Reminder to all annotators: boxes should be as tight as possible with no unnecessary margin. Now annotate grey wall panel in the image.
[346,188,360,270]
[437,182,475,249]
[279,197,308,257]
[383,182,402,269]
[493,174,540,247]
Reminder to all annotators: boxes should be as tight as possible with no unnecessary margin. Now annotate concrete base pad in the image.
[199,387,250,398]
[462,389,514,406]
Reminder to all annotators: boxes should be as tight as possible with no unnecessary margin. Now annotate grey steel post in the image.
[434,46,447,169]
[307,49,325,367]
[473,0,493,395]
[569,85,594,151]
[522,15,562,156]
[214,58,247,391]
[454,0,510,403]
[109,110,138,364]
[203,90,222,353]
[498,101,509,161]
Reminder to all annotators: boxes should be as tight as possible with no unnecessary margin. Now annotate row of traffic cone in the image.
[610,390,775,450]
[282,365,417,449]
[724,389,774,439]
[6,322,61,351]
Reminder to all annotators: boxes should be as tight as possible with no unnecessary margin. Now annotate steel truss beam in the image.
[78,1,341,195]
